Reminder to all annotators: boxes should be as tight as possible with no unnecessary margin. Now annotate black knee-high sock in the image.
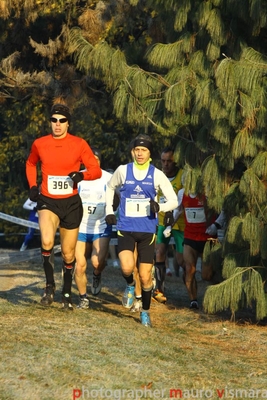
[154,261,166,292]
[62,259,75,295]
[41,247,55,286]
[122,272,134,285]
[142,286,153,311]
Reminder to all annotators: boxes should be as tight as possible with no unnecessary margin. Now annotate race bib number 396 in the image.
[47,175,73,195]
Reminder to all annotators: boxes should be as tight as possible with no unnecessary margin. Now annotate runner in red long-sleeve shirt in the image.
[26,104,101,310]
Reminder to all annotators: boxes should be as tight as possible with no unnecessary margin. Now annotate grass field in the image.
[0,253,267,400]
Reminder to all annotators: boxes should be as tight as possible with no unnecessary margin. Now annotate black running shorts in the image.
[117,230,156,264]
[183,238,206,254]
[37,194,83,229]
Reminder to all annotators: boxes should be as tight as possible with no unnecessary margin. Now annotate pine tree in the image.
[1,0,267,320]
[67,0,267,319]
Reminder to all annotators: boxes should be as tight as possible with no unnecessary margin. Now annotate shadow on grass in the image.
[1,258,267,327]
[0,271,139,325]
[0,280,42,304]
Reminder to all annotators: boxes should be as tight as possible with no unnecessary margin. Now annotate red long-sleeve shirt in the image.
[26,133,102,199]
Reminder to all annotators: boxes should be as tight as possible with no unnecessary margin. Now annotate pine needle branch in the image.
[203,266,266,320]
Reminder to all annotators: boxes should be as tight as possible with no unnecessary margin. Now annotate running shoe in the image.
[190,300,199,309]
[153,289,167,304]
[166,268,172,277]
[112,260,119,268]
[77,296,90,309]
[20,243,27,252]
[40,284,55,306]
[122,284,135,308]
[61,293,73,311]
[140,311,152,327]
[91,273,102,296]
[130,298,143,313]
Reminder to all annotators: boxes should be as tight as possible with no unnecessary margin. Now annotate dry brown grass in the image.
[0,253,267,400]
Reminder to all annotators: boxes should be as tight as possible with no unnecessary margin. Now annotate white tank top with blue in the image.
[117,163,157,233]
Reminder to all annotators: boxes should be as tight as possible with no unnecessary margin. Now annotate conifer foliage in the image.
[66,0,267,319]
[1,0,267,318]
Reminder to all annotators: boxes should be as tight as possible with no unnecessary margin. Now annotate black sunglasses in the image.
[50,117,68,123]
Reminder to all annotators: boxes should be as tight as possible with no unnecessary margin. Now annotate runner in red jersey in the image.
[26,104,102,310]
[175,188,216,309]
[182,192,211,243]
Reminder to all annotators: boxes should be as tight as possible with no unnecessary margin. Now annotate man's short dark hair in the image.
[161,146,174,154]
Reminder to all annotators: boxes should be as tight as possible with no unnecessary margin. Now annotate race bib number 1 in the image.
[125,198,150,217]
[47,175,73,195]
